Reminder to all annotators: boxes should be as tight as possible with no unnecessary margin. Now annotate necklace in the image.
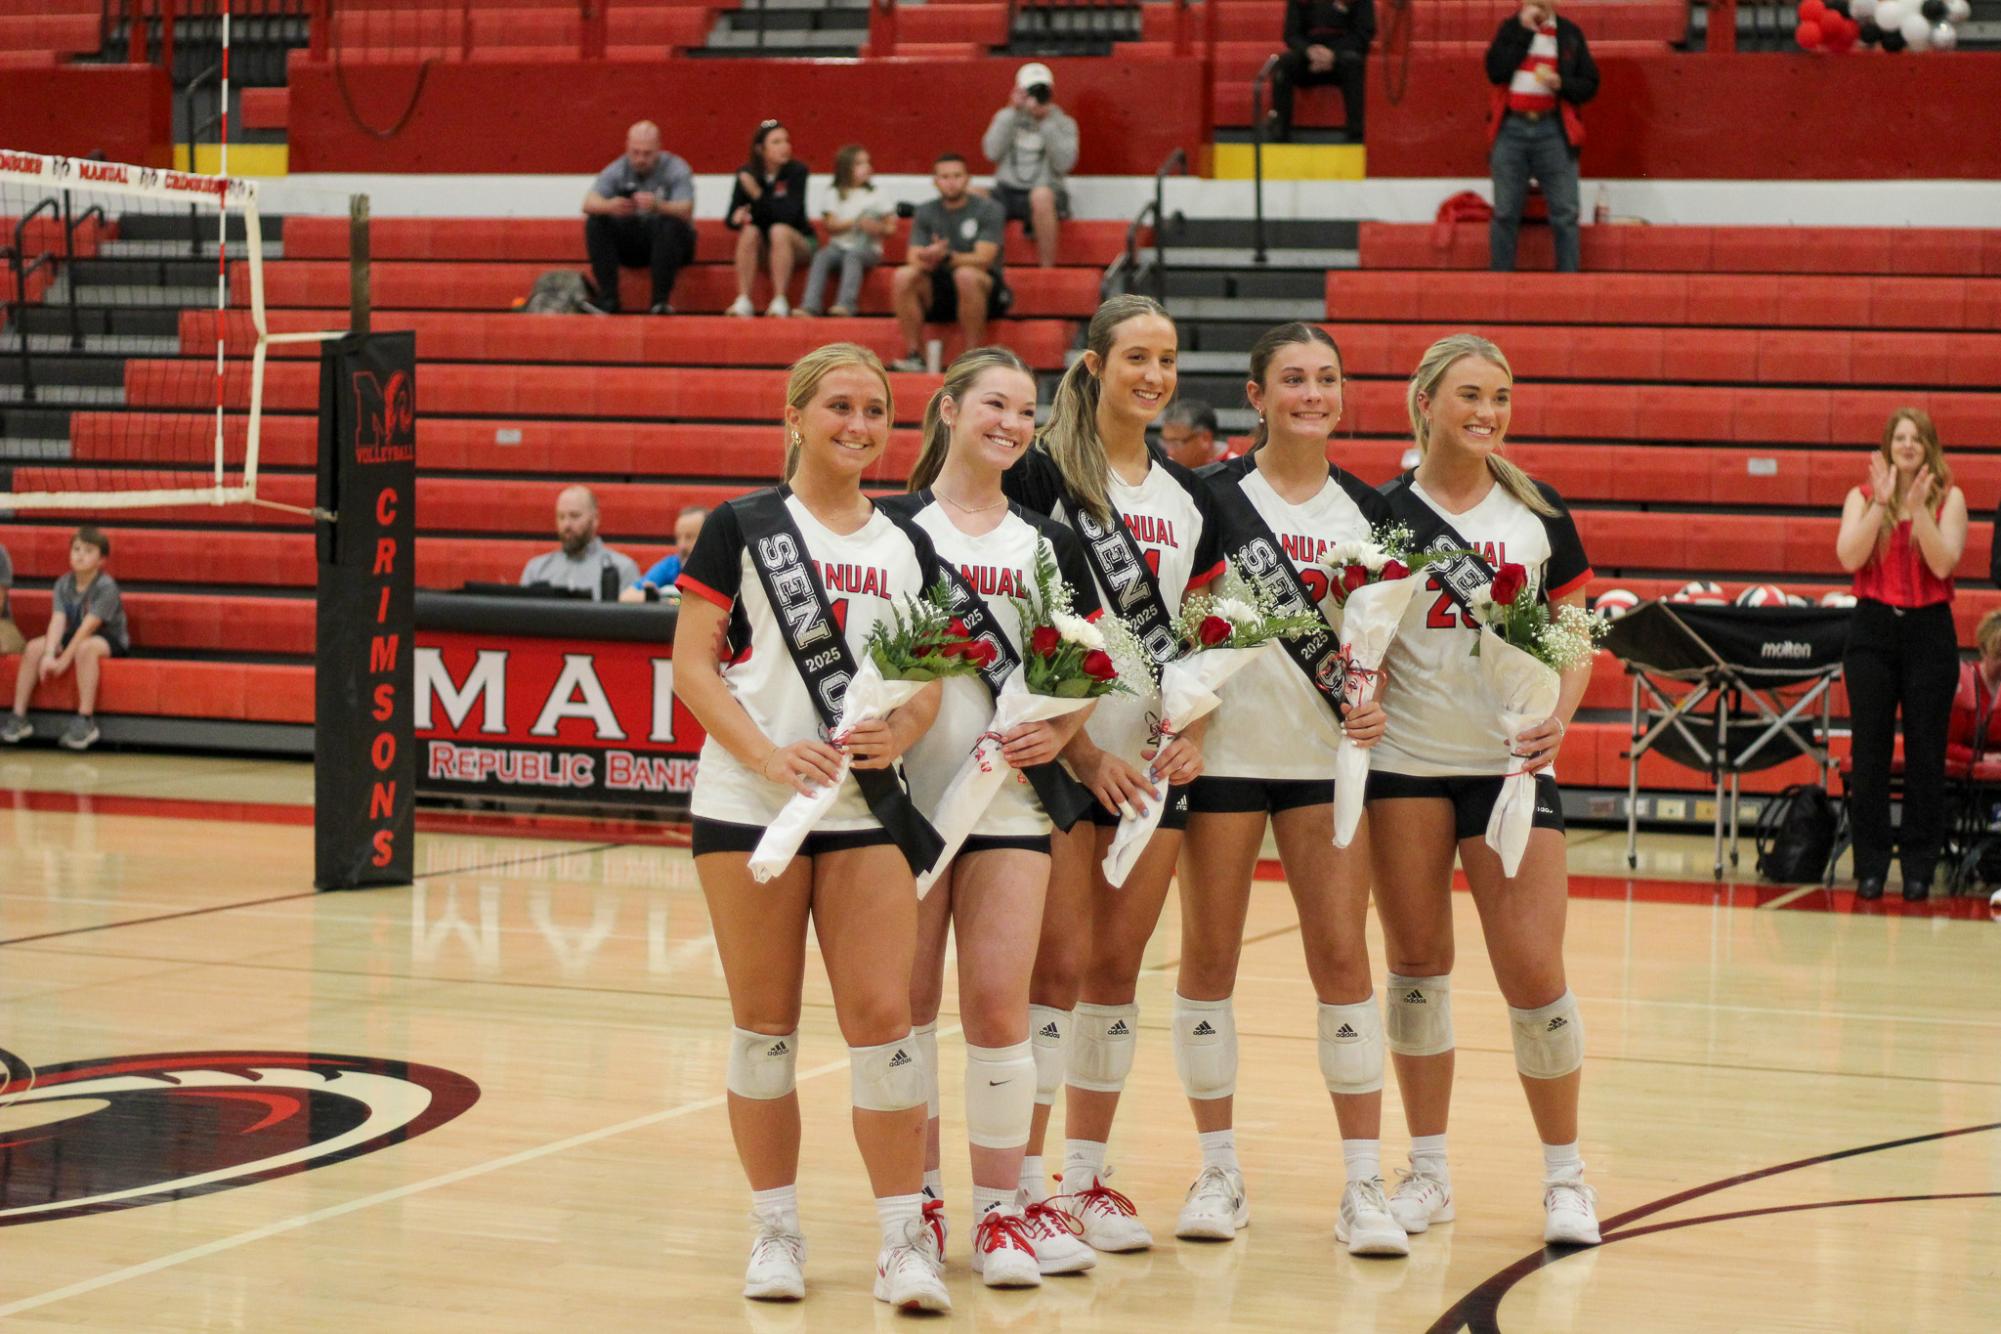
[936,489,1007,514]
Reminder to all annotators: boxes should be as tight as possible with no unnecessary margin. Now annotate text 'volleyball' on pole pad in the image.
[315,333,416,890]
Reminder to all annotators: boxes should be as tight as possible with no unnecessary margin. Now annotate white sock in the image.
[972,1184,1012,1219]
[1411,1132,1449,1176]
[1062,1138,1108,1190]
[751,1184,798,1227]
[1197,1128,1238,1172]
[1542,1140,1584,1182]
[876,1192,924,1249]
[1019,1154,1047,1202]
[1341,1138,1381,1186]
[922,1168,943,1198]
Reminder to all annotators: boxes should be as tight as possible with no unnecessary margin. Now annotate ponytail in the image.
[907,345,1034,492]
[783,341,893,482]
[1405,333,1555,518]
[1039,294,1171,527]
[1245,321,1341,453]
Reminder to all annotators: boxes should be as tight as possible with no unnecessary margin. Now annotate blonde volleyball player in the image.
[673,344,952,1311]
[1173,324,1408,1255]
[1002,295,1225,1251]
[887,347,1104,1285]
[1366,334,1601,1247]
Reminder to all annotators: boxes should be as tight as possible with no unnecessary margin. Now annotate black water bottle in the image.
[600,560,619,602]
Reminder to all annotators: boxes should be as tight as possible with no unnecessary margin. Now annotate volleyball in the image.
[1592,588,1641,619]
[1735,584,1791,607]
[1671,580,1729,605]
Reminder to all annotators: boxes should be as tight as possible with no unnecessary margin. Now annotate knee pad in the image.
[913,1021,940,1119]
[1509,989,1585,1080]
[727,1026,798,1100]
[1028,1005,1069,1106]
[1317,997,1385,1095]
[850,1033,926,1113]
[1171,993,1237,1101]
[1386,973,1454,1057]
[1068,1001,1138,1094]
[964,1040,1036,1149]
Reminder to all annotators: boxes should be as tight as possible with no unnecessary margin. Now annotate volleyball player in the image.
[1174,324,1408,1255]
[1002,295,1224,1251]
[886,346,1105,1285]
[1365,334,1602,1247]
[673,344,952,1310]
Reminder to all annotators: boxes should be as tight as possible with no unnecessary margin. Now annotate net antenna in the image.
[0,151,347,519]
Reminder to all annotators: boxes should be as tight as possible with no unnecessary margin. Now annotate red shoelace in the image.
[974,1209,1038,1255]
[1067,1176,1140,1218]
[1024,1197,1085,1237]
[919,1196,947,1253]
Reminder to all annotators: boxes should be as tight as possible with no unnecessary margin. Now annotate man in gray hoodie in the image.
[982,61,1079,269]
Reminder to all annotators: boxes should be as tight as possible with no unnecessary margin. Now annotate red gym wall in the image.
[287,56,1209,175]
[1368,52,2001,180]
[0,67,173,167]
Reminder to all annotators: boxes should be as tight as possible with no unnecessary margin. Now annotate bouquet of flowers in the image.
[1101,567,1322,886]
[916,546,1137,896]
[1471,562,1607,877]
[750,584,980,883]
[1321,524,1459,848]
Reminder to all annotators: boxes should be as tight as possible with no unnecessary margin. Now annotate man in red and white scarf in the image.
[1483,1,1599,273]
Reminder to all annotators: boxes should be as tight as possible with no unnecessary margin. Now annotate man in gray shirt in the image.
[582,121,697,315]
[891,154,1012,371]
[0,539,19,654]
[520,486,641,600]
[982,61,1079,269]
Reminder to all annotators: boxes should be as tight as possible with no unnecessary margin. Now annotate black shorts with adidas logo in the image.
[1362,770,1565,843]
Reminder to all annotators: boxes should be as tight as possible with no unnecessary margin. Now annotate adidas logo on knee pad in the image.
[889,1048,913,1068]
[1192,1020,1216,1036]
[766,1040,789,1057]
[1333,1023,1358,1039]
[1107,1020,1130,1036]
[1547,1017,1568,1032]
[1038,1021,1061,1039]
[1404,990,1426,1004]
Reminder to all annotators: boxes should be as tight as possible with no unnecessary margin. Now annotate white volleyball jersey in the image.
[893,496,1102,837]
[1005,447,1225,765]
[678,492,931,828]
[1373,476,1592,777]
[1203,465,1387,781]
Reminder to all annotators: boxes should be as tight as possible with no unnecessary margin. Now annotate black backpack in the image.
[1754,784,1837,883]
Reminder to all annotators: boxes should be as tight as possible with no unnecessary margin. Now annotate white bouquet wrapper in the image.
[749,657,930,884]
[1477,624,1563,878]
[1101,643,1269,888]
[1331,574,1425,848]
[914,670,1095,898]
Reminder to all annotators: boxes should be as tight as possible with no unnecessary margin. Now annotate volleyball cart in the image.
[1601,601,1851,878]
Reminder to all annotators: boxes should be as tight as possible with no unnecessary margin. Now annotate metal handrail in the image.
[1149,147,1186,299]
[1106,149,1186,302]
[63,200,108,352]
[1249,54,1279,266]
[7,197,62,405]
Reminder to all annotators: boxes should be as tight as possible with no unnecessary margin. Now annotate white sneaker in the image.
[873,1201,952,1312]
[1389,1164,1454,1234]
[725,295,756,318]
[1336,1178,1410,1257]
[765,295,791,318]
[1174,1163,1249,1240]
[970,1206,1042,1288]
[1021,1196,1096,1274]
[1543,1176,1601,1246]
[742,1211,805,1301]
[1060,1169,1153,1253]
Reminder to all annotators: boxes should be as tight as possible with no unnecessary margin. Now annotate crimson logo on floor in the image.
[0,1049,478,1227]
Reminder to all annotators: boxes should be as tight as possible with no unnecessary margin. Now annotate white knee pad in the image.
[913,1021,940,1119]
[1386,973,1454,1057]
[964,1040,1036,1149]
[1028,1005,1069,1106]
[1509,989,1585,1079]
[1171,993,1237,1100]
[850,1033,926,1113]
[1317,997,1385,1095]
[1068,1001,1139,1094]
[727,1026,798,1100]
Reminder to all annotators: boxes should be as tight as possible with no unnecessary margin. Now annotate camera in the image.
[1026,82,1052,105]
[895,200,917,218]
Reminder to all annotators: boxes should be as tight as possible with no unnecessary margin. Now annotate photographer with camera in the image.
[581,121,697,315]
[890,154,1012,371]
[982,62,1078,270]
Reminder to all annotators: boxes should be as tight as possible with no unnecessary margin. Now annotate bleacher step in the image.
[1210,142,1365,182]
[1165,246,1358,270]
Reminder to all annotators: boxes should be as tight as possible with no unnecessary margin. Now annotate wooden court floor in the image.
[2,752,1997,1331]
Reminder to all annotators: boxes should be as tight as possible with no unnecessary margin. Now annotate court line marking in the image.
[0,1022,963,1319]
[1757,882,1827,910]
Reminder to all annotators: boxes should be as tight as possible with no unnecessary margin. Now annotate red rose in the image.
[1490,562,1528,605]
[914,643,937,658]
[1198,615,1232,646]
[1082,650,1118,681]
[941,639,976,658]
[947,617,969,639]
[1381,559,1409,581]
[968,640,999,668]
[1340,564,1370,595]
[1031,625,1061,657]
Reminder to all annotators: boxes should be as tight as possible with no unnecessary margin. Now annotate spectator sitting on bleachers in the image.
[982,61,1078,269]
[520,486,641,601]
[0,538,21,654]
[1484,0,1598,274]
[725,120,814,319]
[1270,0,1374,144]
[798,144,893,319]
[2,525,129,752]
[620,505,708,603]
[1948,610,2001,768]
[892,154,1012,372]
[1159,397,1226,469]
[582,120,697,316]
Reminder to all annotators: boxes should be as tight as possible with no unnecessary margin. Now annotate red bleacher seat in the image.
[1359,223,1998,278]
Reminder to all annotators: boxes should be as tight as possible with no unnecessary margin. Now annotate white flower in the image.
[1210,596,1260,628]
[1323,538,1390,574]
[1051,609,1105,651]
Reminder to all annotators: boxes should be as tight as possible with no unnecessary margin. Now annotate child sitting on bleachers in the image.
[798,144,892,319]
[2,525,130,752]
